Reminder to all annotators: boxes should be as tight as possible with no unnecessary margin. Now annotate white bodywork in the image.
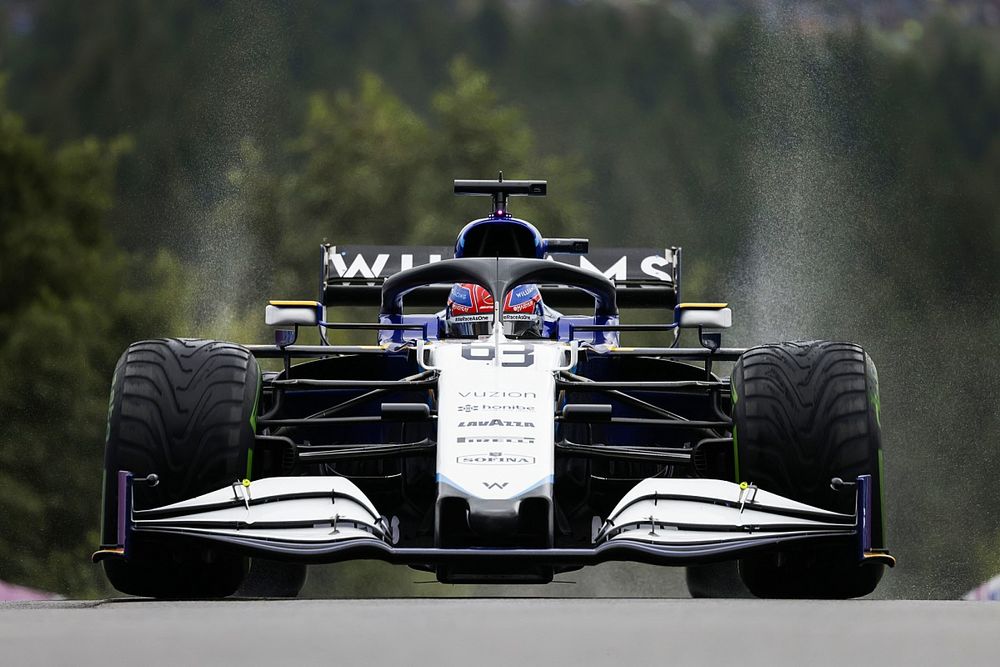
[130,474,855,549]
[133,476,394,543]
[598,478,853,545]
[428,339,570,500]
[264,304,319,326]
[676,306,732,329]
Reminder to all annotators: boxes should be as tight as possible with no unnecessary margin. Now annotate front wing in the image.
[94,472,893,569]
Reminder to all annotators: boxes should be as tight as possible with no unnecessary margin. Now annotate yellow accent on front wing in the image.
[91,547,125,562]
[269,300,321,307]
[864,552,897,567]
[677,302,729,309]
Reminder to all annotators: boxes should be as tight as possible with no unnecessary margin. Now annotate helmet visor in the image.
[501,312,542,338]
[447,313,493,338]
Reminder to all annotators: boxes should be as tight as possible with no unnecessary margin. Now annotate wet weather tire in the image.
[730,341,886,599]
[685,562,752,599]
[238,560,308,598]
[100,338,260,598]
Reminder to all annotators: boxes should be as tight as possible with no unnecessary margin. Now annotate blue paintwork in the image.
[377,311,619,346]
[454,216,545,258]
[368,214,620,345]
[378,314,439,344]
[447,283,475,307]
[556,315,620,347]
[858,474,872,560]
[506,283,542,309]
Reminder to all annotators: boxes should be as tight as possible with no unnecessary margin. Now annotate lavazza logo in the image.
[457,452,536,466]
[458,419,534,428]
[457,404,535,414]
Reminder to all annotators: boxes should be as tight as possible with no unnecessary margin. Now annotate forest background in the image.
[0,0,998,599]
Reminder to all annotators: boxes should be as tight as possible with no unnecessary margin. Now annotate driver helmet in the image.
[445,283,544,338]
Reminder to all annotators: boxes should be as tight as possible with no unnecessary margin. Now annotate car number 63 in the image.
[461,344,535,367]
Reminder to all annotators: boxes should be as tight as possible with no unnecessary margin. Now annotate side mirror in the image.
[544,238,590,254]
[265,300,321,327]
[381,403,432,421]
[561,404,613,422]
[675,303,732,329]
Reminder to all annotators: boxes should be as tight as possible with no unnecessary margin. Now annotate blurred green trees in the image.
[0,85,190,595]
[243,59,590,297]
[0,1,998,598]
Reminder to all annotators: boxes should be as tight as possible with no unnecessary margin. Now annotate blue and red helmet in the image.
[445,283,543,338]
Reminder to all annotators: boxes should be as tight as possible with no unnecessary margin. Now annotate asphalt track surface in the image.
[2,597,998,666]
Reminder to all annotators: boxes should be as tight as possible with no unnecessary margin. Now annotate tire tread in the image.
[101,338,259,598]
[731,340,886,599]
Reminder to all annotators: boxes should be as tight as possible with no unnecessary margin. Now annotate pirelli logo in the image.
[457,436,536,445]
[457,420,534,428]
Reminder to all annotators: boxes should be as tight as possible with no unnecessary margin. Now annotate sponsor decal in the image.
[457,436,536,445]
[457,404,535,413]
[327,248,673,282]
[510,284,538,301]
[457,419,534,428]
[457,452,536,465]
[504,284,542,314]
[330,253,391,279]
[482,482,509,490]
[459,391,537,399]
[450,313,492,323]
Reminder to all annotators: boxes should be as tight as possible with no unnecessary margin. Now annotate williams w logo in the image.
[482,482,509,490]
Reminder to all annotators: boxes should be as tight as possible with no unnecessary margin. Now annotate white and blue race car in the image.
[95,177,893,598]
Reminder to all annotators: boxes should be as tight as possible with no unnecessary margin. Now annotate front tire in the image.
[730,341,886,599]
[238,560,308,598]
[100,338,260,598]
[685,562,752,598]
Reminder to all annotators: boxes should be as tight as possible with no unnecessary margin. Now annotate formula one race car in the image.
[95,176,893,599]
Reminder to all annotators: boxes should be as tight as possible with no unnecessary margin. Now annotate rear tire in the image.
[100,338,260,598]
[730,341,886,599]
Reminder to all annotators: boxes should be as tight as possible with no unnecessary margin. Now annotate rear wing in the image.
[320,245,681,310]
